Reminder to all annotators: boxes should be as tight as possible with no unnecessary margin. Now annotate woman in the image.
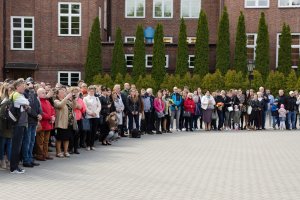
[0,83,14,169]
[154,91,165,134]
[192,90,202,130]
[184,93,196,132]
[127,89,140,134]
[83,85,101,151]
[248,94,259,130]
[36,88,55,161]
[162,90,172,133]
[99,87,112,145]
[54,87,76,158]
[111,91,124,138]
[201,91,216,131]
[71,87,86,153]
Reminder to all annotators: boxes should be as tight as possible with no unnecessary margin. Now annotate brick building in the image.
[0,0,299,85]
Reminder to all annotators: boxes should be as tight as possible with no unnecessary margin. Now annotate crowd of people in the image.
[0,77,299,174]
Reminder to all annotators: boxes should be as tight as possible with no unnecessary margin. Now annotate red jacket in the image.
[40,98,55,131]
[184,97,196,114]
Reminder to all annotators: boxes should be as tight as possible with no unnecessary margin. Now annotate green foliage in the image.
[201,70,225,91]
[251,70,264,90]
[278,23,292,76]
[114,73,124,85]
[265,71,286,93]
[191,74,202,91]
[285,70,297,92]
[216,7,230,75]
[93,74,113,88]
[124,73,133,85]
[136,75,157,91]
[85,17,102,84]
[152,24,166,87]
[111,27,126,80]
[175,18,189,77]
[160,74,180,91]
[224,70,245,90]
[296,76,300,90]
[194,10,209,78]
[180,72,192,88]
[132,25,146,82]
[255,12,270,79]
[234,12,247,75]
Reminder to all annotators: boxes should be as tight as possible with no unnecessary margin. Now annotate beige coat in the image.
[54,98,74,129]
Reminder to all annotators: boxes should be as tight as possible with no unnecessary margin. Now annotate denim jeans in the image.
[171,110,181,130]
[272,116,279,128]
[287,111,296,129]
[192,115,200,129]
[22,124,36,164]
[262,110,267,129]
[217,110,224,130]
[0,136,12,161]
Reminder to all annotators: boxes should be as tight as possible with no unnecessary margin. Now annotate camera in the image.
[72,94,76,99]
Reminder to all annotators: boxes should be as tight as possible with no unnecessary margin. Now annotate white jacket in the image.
[83,95,101,119]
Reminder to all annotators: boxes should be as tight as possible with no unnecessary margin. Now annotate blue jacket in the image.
[170,93,183,111]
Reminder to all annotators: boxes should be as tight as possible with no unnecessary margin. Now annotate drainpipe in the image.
[2,0,6,80]
[107,0,111,41]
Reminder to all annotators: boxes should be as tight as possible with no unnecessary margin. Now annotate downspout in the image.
[107,0,111,41]
[2,0,6,80]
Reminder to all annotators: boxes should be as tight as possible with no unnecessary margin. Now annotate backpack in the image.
[4,94,21,128]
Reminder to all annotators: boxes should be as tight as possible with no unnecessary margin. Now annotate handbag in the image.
[156,111,165,118]
[247,106,253,115]
[82,117,91,131]
[227,106,233,112]
[183,111,191,117]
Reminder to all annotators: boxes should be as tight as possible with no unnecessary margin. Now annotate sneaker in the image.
[10,168,25,174]
[182,128,186,131]
[91,147,96,150]
[64,153,70,157]
[56,152,64,158]
[86,147,91,151]
[1,159,6,169]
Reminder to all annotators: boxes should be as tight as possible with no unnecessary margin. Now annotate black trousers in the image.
[155,116,162,132]
[184,116,193,130]
[11,126,27,171]
[87,118,99,147]
[69,120,82,151]
[144,112,153,132]
[128,113,139,132]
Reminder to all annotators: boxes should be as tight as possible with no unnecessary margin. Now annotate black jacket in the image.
[286,96,297,111]
[127,96,140,114]
[99,95,111,116]
[24,89,42,125]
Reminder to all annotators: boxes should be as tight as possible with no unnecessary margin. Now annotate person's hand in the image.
[37,114,42,121]
[92,112,97,117]
[46,90,54,98]
[108,104,111,108]
[51,116,55,121]
[66,93,73,99]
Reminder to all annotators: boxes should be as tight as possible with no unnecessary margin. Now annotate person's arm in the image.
[95,97,101,114]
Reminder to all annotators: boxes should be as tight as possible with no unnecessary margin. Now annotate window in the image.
[187,37,196,44]
[125,54,134,67]
[58,71,81,86]
[181,0,201,18]
[146,55,169,68]
[276,33,300,67]
[153,0,173,18]
[246,33,257,62]
[278,0,300,7]
[125,36,136,43]
[163,37,173,43]
[58,3,81,36]
[245,0,269,8]
[11,17,34,50]
[189,55,195,68]
[125,0,145,18]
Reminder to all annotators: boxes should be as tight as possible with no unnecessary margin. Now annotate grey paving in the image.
[1,130,300,200]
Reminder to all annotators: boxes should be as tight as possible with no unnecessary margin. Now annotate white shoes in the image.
[86,147,91,151]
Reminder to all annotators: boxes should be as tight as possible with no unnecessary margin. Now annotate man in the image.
[266,89,274,128]
[259,87,269,129]
[286,91,297,130]
[10,78,30,174]
[170,87,183,131]
[122,83,131,98]
[22,77,42,168]
[142,88,155,134]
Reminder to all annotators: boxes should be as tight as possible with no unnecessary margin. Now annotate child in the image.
[278,104,287,130]
[271,99,279,129]
[106,112,119,144]
[233,105,241,130]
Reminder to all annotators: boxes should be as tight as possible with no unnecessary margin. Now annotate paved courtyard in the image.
[1,130,300,200]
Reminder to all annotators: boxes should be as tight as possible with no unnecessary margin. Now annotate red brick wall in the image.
[224,0,300,69]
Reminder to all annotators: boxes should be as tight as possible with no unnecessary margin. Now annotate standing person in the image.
[114,84,128,137]
[142,89,154,134]
[83,86,101,150]
[192,90,202,130]
[266,89,274,128]
[258,87,269,130]
[162,90,172,133]
[197,88,204,129]
[154,91,165,134]
[127,89,140,134]
[170,87,183,131]
[277,89,288,129]
[257,92,265,130]
[237,89,246,130]
[278,104,287,130]
[111,91,124,137]
[36,88,55,161]
[215,90,226,130]
[98,87,112,145]
[201,91,216,131]
[54,87,76,157]
[184,93,196,132]
[0,83,14,170]
[271,99,279,129]
[10,79,30,174]
[22,78,42,167]
[286,91,297,130]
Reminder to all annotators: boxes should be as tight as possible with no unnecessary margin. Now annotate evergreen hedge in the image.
[278,23,292,76]
[111,27,126,80]
[175,18,189,77]
[132,25,146,82]
[234,12,247,75]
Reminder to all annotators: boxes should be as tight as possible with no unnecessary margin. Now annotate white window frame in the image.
[153,0,173,18]
[125,36,136,43]
[180,0,201,19]
[146,54,169,68]
[58,71,81,86]
[244,0,270,8]
[188,55,195,69]
[278,0,300,8]
[125,0,146,18]
[246,33,257,61]
[163,37,173,43]
[125,54,134,68]
[187,37,196,44]
[276,33,300,68]
[11,16,34,50]
[58,2,81,36]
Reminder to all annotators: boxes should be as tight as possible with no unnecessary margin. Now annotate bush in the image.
[191,74,202,91]
[93,74,113,88]
[285,70,297,92]
[114,73,124,85]
[201,70,225,91]
[124,74,133,85]
[160,74,180,91]
[265,71,286,93]
[224,70,245,90]
[180,72,192,88]
[136,74,157,91]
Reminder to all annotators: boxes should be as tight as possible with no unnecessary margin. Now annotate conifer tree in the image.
[216,7,230,75]
[175,18,189,77]
[278,23,292,76]
[111,27,126,80]
[85,17,102,84]
[132,25,146,82]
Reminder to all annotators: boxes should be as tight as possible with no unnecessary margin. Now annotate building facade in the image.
[0,0,299,85]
